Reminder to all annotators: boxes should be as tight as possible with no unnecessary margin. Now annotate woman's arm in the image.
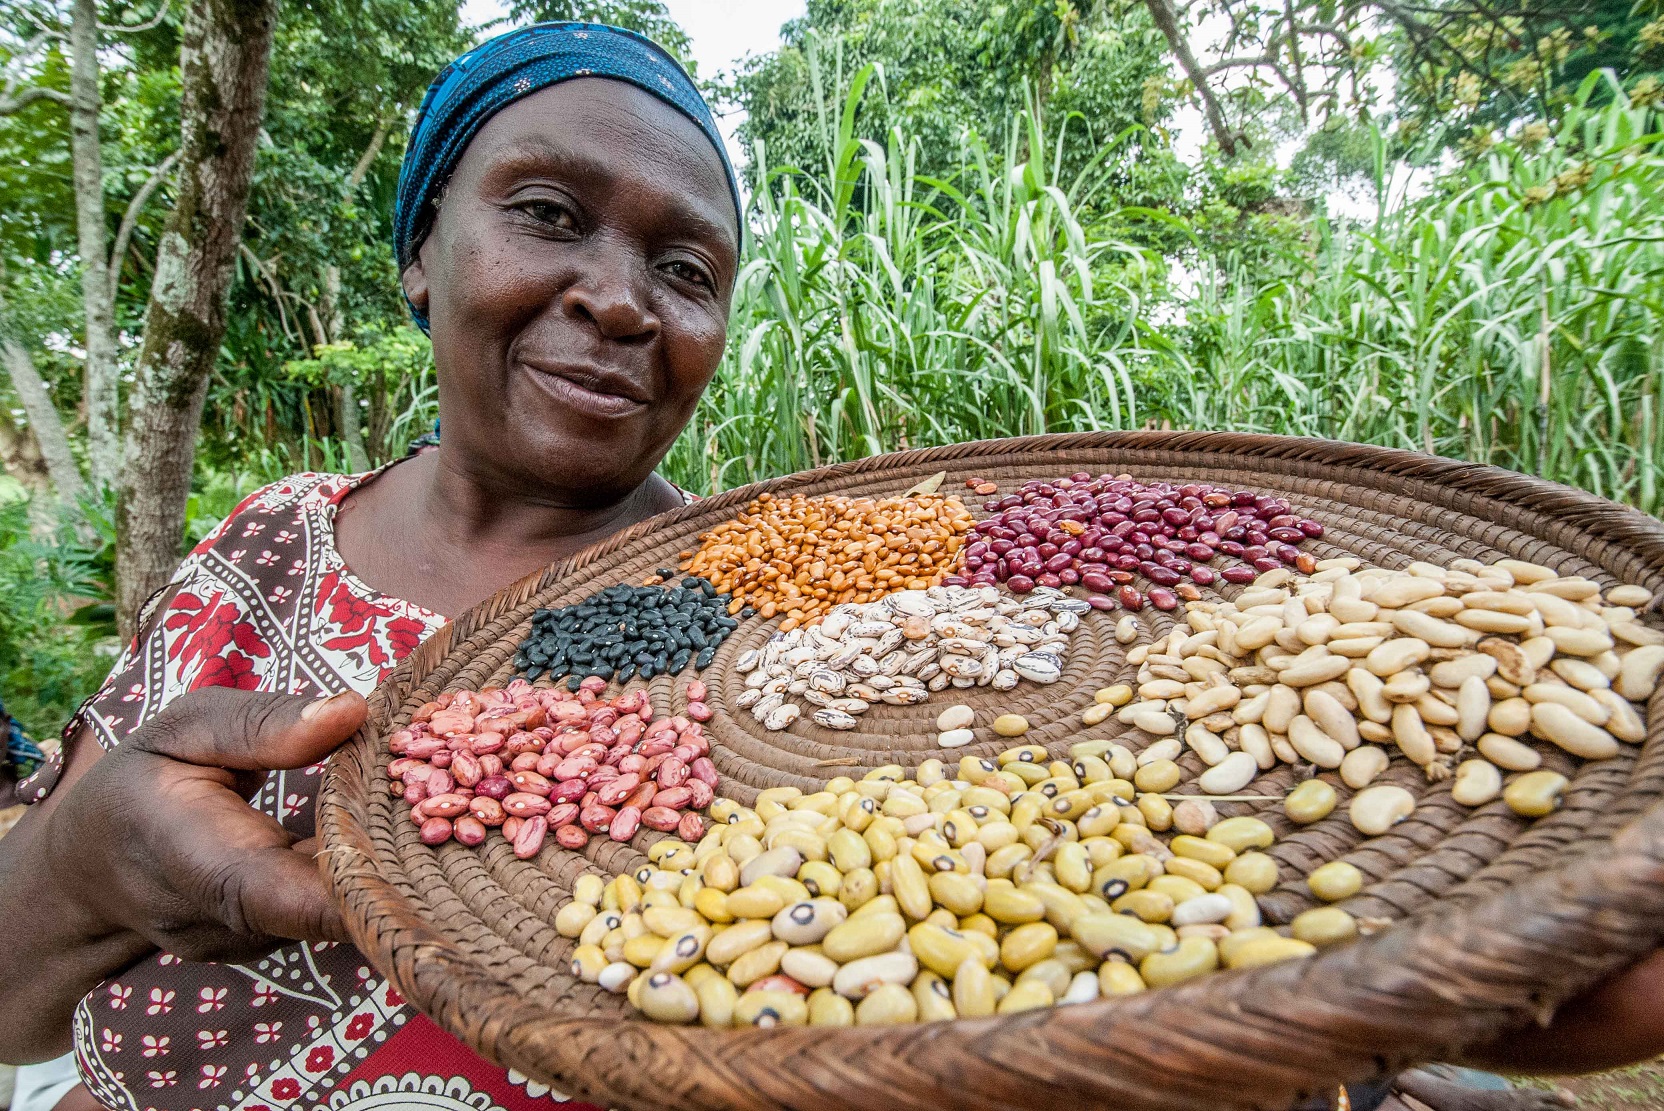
[0,689,365,1063]
[1462,949,1664,1075]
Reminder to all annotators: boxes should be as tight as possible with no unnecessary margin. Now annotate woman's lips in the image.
[523,364,648,420]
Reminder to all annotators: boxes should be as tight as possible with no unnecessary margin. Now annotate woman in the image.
[0,23,738,1110]
[0,21,1657,1111]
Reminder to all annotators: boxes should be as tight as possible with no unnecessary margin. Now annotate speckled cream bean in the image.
[1530,701,1620,759]
[1198,751,1259,795]
[1451,759,1503,807]
[1339,745,1390,790]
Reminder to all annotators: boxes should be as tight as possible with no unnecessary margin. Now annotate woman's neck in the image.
[334,449,680,619]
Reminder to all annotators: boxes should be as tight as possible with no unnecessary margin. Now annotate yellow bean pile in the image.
[677,492,976,631]
[557,754,1350,1027]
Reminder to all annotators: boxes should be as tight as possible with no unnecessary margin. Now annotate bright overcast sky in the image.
[458,0,806,170]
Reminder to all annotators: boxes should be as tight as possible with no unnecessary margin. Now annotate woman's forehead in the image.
[456,79,738,248]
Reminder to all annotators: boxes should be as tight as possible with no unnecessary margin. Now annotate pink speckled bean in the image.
[687,780,714,808]
[655,757,688,789]
[641,806,682,832]
[509,769,553,797]
[468,796,506,826]
[419,792,468,819]
[579,803,616,833]
[502,792,552,818]
[685,679,708,703]
[454,816,487,847]
[608,806,642,842]
[420,817,453,845]
[677,812,705,841]
[555,823,588,849]
[690,758,718,787]
[547,802,580,828]
[475,775,512,801]
[595,773,640,807]
[650,786,693,810]
[684,701,712,723]
[512,816,548,859]
[550,778,588,804]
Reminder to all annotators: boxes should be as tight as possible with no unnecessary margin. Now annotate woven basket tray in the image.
[320,431,1664,1111]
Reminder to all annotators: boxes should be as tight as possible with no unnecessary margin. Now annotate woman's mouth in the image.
[522,362,650,420]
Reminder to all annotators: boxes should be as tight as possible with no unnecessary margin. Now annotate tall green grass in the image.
[662,69,1664,516]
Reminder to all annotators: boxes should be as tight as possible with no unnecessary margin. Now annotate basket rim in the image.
[319,430,1664,1111]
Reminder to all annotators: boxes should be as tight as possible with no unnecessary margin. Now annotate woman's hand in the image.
[0,687,366,1062]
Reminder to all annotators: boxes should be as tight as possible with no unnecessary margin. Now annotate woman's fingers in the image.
[131,687,367,771]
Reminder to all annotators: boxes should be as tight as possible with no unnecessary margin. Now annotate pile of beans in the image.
[949,473,1323,611]
[514,577,744,687]
[1103,557,1660,836]
[559,752,1356,1028]
[678,491,976,631]
[733,585,1078,733]
[388,679,714,856]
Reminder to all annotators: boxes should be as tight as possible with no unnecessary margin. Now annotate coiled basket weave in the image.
[320,431,1664,1111]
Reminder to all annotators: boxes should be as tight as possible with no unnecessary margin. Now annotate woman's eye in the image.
[520,200,576,230]
[663,259,713,290]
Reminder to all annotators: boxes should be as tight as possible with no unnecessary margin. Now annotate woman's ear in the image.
[401,258,429,316]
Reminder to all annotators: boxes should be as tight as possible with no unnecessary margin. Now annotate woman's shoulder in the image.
[187,470,371,558]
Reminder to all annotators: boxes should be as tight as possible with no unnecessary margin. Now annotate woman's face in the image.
[403,78,739,506]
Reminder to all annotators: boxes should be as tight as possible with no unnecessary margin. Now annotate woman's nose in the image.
[561,254,660,343]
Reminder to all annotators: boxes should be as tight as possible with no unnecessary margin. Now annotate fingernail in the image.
[301,692,353,722]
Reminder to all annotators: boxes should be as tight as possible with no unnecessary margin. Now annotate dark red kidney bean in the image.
[1087,595,1117,611]
[1253,557,1283,572]
[1190,566,1216,585]
[1144,565,1181,587]
[1082,547,1105,562]
[1270,527,1306,544]
[1038,542,1060,560]
[1177,525,1198,542]
[1118,586,1144,610]
[1057,568,1080,585]
[1081,571,1114,593]
[1044,552,1073,573]
[1277,546,1302,565]
[1036,572,1062,589]
[1060,539,1083,556]
[1187,543,1216,562]
[1298,519,1324,538]
[1218,541,1245,557]
[1148,588,1178,611]
[1007,575,1035,593]
[1222,565,1257,584]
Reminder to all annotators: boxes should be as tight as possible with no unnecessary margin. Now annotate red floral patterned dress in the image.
[23,467,600,1111]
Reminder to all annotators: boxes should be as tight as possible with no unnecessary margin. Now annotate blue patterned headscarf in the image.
[393,21,744,332]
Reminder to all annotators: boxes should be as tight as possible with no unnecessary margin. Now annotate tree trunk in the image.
[70,0,121,492]
[321,265,371,472]
[0,271,84,502]
[0,406,52,497]
[114,0,278,639]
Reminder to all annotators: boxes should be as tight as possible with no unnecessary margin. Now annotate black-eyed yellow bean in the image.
[1504,769,1568,817]
[1139,937,1220,987]
[832,950,918,999]
[977,879,1045,924]
[1111,888,1175,924]
[702,853,740,893]
[650,926,713,974]
[772,897,847,945]
[579,910,620,949]
[902,921,981,978]
[554,900,597,939]
[1291,906,1358,946]
[996,979,1054,1013]
[1169,835,1236,870]
[724,833,763,869]
[570,943,607,983]
[835,866,877,913]
[573,873,605,906]
[1214,883,1261,930]
[705,919,773,967]
[1308,860,1364,902]
[1133,793,1172,832]
[1098,959,1147,995]
[820,909,906,962]
[1162,855,1222,891]
[807,986,855,1027]
[1222,852,1279,895]
[1201,816,1273,854]
[996,920,1058,972]
[642,905,701,937]
[715,942,790,992]
[1147,875,1208,907]
[734,989,809,1028]
[1133,760,1183,794]
[623,933,668,968]
[637,971,700,1023]
[1015,958,1073,1000]
[781,947,839,988]
[985,843,1033,880]
[888,851,932,921]
[726,885,789,920]
[693,972,739,1026]
[1224,935,1317,969]
[906,969,955,1023]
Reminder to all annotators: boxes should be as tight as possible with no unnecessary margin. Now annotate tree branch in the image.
[107,150,180,308]
[0,83,71,115]
[1143,0,1243,156]
[99,0,172,33]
